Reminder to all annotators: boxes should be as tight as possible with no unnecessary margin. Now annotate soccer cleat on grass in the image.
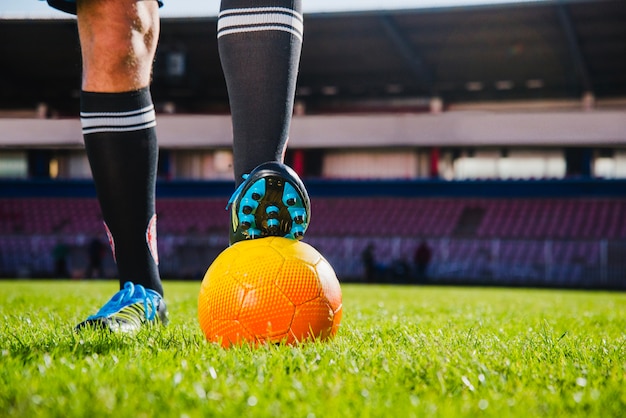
[75,281,168,333]
[227,161,311,245]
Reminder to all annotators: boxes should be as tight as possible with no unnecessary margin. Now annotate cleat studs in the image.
[230,171,310,244]
[285,196,297,206]
[266,205,279,219]
[247,179,266,201]
[291,225,305,239]
[291,208,306,225]
[240,214,255,230]
[282,183,301,207]
[240,197,258,215]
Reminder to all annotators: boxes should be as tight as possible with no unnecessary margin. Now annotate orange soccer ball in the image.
[198,237,343,347]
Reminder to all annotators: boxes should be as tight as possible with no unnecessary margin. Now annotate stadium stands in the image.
[2,197,624,239]
[1,196,623,288]
[1,0,624,290]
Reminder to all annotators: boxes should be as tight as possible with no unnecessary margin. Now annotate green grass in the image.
[1,281,625,417]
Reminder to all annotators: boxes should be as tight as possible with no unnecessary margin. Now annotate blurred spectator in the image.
[361,243,377,283]
[85,237,105,278]
[414,240,432,281]
[52,241,69,278]
[390,258,411,283]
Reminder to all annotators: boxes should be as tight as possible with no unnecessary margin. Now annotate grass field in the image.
[1,280,624,417]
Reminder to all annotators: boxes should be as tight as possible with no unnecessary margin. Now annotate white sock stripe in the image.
[218,7,303,39]
[80,104,154,119]
[218,7,303,22]
[81,113,155,129]
[218,25,303,41]
[81,107,156,132]
[218,12,303,34]
[82,120,157,135]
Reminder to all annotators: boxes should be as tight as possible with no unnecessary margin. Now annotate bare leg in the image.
[76,0,163,295]
[77,0,159,92]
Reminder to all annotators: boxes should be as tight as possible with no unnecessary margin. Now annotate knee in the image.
[77,0,160,89]
[127,5,160,65]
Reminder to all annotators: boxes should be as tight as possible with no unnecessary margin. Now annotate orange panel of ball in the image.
[198,237,342,347]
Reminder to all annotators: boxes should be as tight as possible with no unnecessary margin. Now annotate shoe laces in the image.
[88,282,160,321]
[226,173,250,210]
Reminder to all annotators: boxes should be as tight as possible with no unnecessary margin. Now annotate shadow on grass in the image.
[2,323,206,361]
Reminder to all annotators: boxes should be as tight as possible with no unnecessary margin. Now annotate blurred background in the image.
[0,0,625,288]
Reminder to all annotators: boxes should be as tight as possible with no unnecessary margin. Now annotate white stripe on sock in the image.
[81,106,156,134]
[218,25,302,41]
[80,104,155,119]
[82,120,157,135]
[218,7,303,40]
[218,6,302,21]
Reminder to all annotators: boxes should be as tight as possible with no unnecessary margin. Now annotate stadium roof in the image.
[1,0,625,115]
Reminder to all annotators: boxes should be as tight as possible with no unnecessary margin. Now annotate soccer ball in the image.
[198,237,343,347]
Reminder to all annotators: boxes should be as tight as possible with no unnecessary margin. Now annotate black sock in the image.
[81,88,163,296]
[218,0,303,184]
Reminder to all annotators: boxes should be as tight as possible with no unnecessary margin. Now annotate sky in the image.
[0,0,543,19]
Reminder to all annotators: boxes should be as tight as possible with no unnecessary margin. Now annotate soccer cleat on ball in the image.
[75,281,168,334]
[227,162,310,245]
[198,237,342,347]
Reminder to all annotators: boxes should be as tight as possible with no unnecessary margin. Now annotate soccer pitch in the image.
[1,281,624,417]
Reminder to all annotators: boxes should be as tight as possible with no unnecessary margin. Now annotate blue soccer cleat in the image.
[227,162,311,245]
[75,281,168,333]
